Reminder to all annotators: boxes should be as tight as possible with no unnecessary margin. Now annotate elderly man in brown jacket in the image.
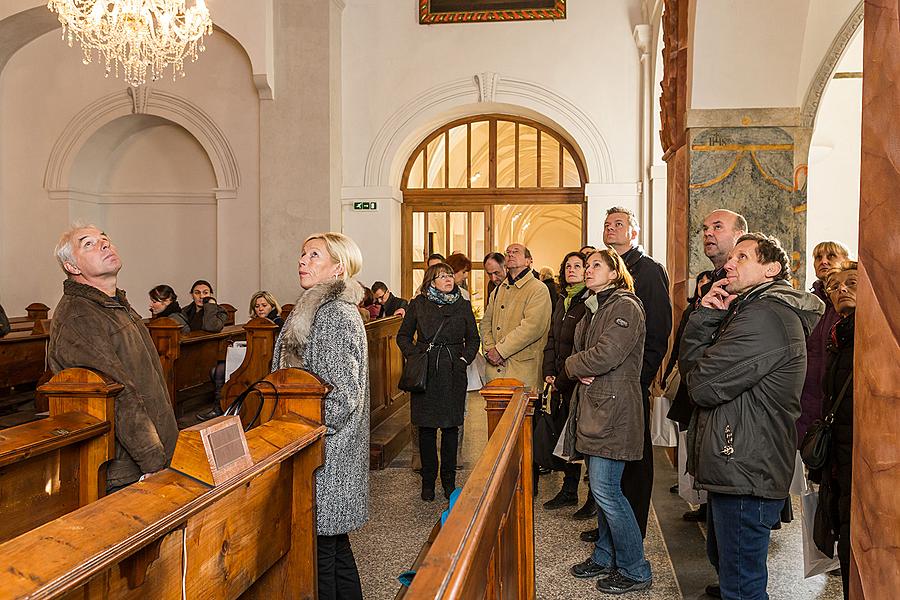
[480,243,552,391]
[48,224,179,492]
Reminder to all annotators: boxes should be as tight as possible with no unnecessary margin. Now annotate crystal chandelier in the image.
[47,0,213,87]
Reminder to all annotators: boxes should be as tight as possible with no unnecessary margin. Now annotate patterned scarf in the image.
[563,282,586,311]
[426,284,460,305]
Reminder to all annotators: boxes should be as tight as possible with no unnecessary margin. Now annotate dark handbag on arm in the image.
[800,374,853,470]
[398,319,447,393]
[533,383,561,470]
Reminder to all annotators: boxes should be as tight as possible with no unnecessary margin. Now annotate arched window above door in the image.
[402,115,585,191]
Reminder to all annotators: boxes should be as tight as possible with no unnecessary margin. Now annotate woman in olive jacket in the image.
[542,251,591,511]
[397,262,480,501]
[562,249,652,594]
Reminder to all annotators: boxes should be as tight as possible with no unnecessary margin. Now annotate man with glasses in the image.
[480,243,551,391]
[371,281,407,318]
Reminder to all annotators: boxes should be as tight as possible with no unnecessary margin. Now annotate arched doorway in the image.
[400,114,587,313]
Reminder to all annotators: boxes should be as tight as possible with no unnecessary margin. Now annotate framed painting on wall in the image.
[419,0,566,24]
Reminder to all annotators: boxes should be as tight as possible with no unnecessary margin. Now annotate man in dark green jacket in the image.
[679,233,823,600]
[48,224,179,491]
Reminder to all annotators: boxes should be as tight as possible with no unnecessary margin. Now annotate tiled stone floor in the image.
[351,393,845,599]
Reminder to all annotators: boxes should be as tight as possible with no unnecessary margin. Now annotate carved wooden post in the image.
[480,378,526,438]
[39,368,123,504]
[147,317,182,409]
[25,302,50,321]
[220,303,237,326]
[219,317,279,412]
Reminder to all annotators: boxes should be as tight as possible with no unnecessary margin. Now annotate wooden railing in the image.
[0,368,328,599]
[0,368,120,543]
[5,302,50,333]
[400,378,536,599]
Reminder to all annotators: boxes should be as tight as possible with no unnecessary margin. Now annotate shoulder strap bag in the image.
[800,373,853,470]
[398,319,447,393]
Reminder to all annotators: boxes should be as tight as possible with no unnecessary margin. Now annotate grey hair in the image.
[54,220,94,276]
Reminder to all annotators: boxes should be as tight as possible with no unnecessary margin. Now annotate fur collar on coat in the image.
[276,278,364,369]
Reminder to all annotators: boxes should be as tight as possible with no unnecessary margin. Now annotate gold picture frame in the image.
[419,0,566,24]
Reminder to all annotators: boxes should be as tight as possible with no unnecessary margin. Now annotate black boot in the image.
[572,496,598,520]
[421,481,435,502]
[441,473,456,500]
[543,489,578,510]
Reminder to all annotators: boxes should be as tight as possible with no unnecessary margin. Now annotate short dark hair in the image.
[606,206,639,231]
[483,252,505,266]
[736,233,790,281]
[190,279,214,294]
[427,253,445,263]
[558,251,586,290]
[371,281,388,294]
[445,252,472,273]
[149,284,177,303]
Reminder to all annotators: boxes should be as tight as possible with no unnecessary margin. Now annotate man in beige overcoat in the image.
[480,243,552,391]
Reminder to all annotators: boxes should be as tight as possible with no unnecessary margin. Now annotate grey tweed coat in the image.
[272,278,370,536]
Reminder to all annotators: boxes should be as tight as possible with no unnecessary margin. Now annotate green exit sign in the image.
[352,201,378,211]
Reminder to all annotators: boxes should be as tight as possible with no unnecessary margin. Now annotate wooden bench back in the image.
[401,379,536,599]
[367,315,410,469]
[147,318,246,408]
[0,330,50,390]
[0,368,120,543]
[219,317,280,424]
[0,368,328,600]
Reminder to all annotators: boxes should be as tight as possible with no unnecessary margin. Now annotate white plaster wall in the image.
[806,29,862,285]
[0,28,260,313]
[341,0,644,289]
[795,0,861,107]
[692,0,811,109]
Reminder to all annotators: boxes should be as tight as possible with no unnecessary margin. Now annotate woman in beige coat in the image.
[564,249,652,594]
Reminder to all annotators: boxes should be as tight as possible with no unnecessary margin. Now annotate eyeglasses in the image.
[432,273,454,282]
[825,279,858,294]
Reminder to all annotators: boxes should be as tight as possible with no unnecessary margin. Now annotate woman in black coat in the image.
[542,251,592,513]
[397,262,480,501]
[812,263,857,600]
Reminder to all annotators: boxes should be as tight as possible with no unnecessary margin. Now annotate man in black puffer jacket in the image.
[679,233,823,600]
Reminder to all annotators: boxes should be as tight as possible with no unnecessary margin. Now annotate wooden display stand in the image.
[170,415,253,485]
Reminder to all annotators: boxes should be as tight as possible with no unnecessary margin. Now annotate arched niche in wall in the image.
[63,113,219,311]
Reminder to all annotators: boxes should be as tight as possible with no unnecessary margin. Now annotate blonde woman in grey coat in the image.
[272,232,369,600]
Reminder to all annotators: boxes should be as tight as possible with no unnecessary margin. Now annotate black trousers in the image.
[317,533,363,600]
[621,388,653,538]
[419,426,459,489]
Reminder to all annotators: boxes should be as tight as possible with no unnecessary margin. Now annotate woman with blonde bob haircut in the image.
[562,248,652,594]
[271,231,369,600]
[248,290,283,328]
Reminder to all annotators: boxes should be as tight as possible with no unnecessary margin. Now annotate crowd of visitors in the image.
[27,205,858,599]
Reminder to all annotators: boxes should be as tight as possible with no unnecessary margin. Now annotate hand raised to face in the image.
[700,278,738,311]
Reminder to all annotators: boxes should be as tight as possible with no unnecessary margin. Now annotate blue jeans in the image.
[707,492,784,600]
[588,455,652,582]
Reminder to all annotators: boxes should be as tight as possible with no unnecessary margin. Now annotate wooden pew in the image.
[368,314,411,469]
[0,328,49,393]
[280,303,294,320]
[221,302,237,326]
[223,314,411,470]
[0,368,119,544]
[398,379,536,599]
[6,302,50,331]
[0,368,328,599]
[147,317,246,409]
[219,317,280,418]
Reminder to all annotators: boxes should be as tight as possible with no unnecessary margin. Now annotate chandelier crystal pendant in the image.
[47,0,213,87]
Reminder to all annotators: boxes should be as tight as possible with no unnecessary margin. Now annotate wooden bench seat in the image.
[0,368,119,543]
[0,368,327,600]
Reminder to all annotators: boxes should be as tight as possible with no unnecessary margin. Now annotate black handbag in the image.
[800,374,853,470]
[533,383,560,470]
[398,319,446,393]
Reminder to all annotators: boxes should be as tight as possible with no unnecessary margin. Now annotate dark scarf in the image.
[425,284,461,306]
[157,301,182,318]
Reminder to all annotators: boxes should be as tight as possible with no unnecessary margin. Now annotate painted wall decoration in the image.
[419,0,566,24]
[688,127,808,289]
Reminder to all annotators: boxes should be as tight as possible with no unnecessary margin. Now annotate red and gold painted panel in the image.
[419,0,565,24]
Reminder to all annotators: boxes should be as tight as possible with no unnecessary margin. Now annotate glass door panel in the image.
[449,212,468,255]
[427,212,446,257]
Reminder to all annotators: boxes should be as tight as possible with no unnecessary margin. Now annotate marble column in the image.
[851,2,900,597]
